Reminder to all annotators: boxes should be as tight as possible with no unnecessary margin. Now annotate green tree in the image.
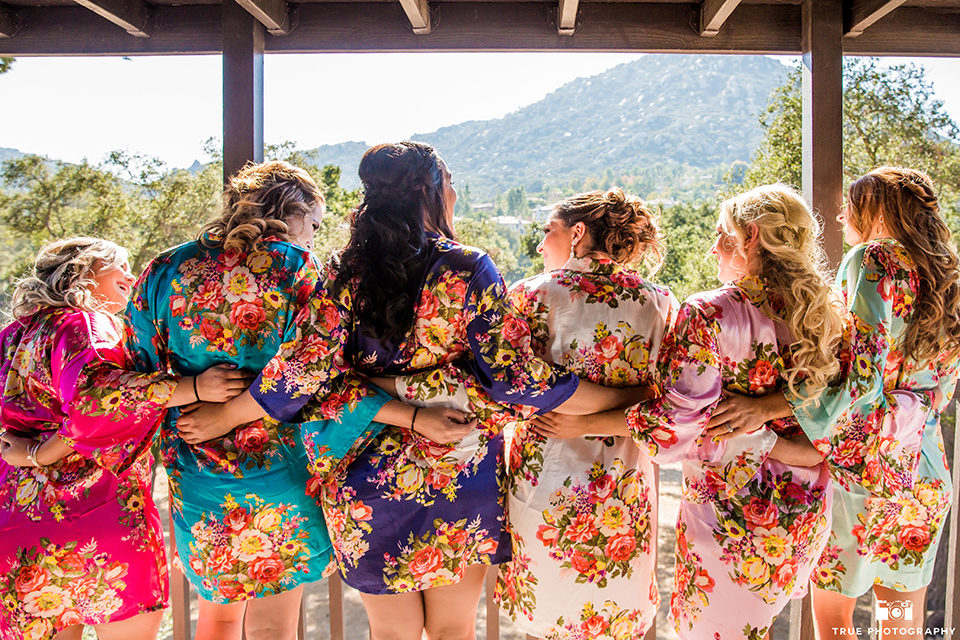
[0,58,12,74]
[652,202,719,302]
[740,59,960,228]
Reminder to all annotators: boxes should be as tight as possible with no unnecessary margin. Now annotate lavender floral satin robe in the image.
[629,276,833,640]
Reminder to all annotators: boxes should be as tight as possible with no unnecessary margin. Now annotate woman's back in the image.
[497,257,675,639]
[345,234,574,408]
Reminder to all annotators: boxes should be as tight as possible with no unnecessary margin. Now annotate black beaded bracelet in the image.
[192,375,201,402]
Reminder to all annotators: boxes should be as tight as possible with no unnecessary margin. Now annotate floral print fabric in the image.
[788,240,960,597]
[0,308,175,640]
[491,257,677,640]
[629,277,832,639]
[126,236,387,604]
[252,235,579,594]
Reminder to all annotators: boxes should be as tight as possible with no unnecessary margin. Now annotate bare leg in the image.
[243,586,305,640]
[93,609,164,640]
[53,626,83,640]
[422,565,487,640]
[811,586,858,640]
[359,590,426,640]
[195,597,245,640]
[874,584,926,637]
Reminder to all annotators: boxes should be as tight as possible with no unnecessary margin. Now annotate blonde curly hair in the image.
[720,184,844,402]
[11,237,128,320]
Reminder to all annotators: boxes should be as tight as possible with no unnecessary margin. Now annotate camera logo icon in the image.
[876,600,913,621]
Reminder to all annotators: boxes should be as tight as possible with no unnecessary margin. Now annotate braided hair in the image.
[333,142,454,344]
[847,166,960,363]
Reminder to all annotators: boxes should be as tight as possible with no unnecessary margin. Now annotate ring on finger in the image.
[725,424,734,433]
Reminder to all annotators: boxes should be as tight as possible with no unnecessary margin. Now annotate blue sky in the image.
[2,53,958,169]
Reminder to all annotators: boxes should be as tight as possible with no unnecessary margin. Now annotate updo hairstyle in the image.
[200,160,324,254]
[553,187,664,274]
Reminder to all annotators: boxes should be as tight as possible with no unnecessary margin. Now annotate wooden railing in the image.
[167,420,960,640]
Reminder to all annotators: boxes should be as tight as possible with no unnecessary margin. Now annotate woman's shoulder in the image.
[846,238,915,275]
[682,282,739,313]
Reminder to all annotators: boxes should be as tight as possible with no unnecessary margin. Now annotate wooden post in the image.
[945,407,960,630]
[223,0,264,182]
[169,508,192,640]
[801,0,844,269]
[486,566,500,640]
[643,464,659,640]
[328,573,347,640]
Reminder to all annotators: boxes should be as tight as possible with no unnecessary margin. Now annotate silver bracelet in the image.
[25,440,42,468]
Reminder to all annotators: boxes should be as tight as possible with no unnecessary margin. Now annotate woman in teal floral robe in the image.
[125,162,398,640]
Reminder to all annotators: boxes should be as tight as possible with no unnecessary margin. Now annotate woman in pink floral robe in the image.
[537,185,846,639]
[0,238,245,640]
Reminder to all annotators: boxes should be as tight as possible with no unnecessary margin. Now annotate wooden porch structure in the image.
[2,0,960,637]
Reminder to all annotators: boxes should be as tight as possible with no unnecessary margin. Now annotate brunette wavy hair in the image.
[721,185,844,402]
[11,237,127,320]
[333,142,453,344]
[847,166,960,363]
[553,187,664,274]
[200,160,324,254]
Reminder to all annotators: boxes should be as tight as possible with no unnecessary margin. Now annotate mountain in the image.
[0,147,27,163]
[305,55,789,198]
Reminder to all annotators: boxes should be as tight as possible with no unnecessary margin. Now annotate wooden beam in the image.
[844,0,906,36]
[844,6,960,55]
[802,0,844,267]
[398,0,431,34]
[2,3,960,56]
[223,0,264,181]
[557,0,579,35]
[0,3,20,38]
[72,0,157,37]
[236,0,295,36]
[700,0,742,36]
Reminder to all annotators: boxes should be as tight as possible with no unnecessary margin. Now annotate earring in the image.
[570,237,578,260]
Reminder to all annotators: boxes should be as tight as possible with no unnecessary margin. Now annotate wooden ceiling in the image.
[0,0,957,56]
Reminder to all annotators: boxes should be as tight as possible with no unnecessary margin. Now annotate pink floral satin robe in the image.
[0,308,175,640]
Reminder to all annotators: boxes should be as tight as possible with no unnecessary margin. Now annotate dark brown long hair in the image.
[847,166,960,363]
[200,160,324,254]
[333,142,453,344]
